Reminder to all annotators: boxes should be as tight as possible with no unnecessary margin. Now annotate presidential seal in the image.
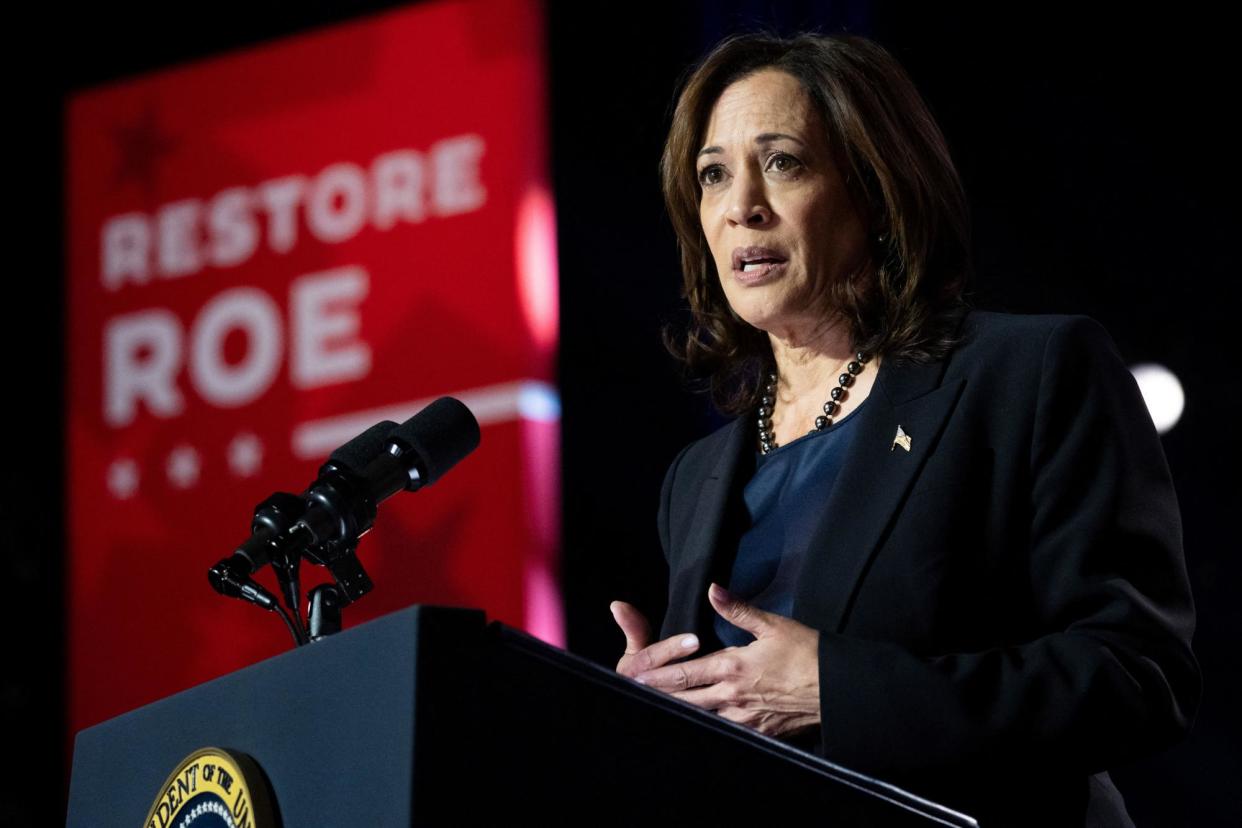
[143,747,277,828]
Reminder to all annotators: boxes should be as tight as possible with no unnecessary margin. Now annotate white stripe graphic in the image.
[290,379,560,460]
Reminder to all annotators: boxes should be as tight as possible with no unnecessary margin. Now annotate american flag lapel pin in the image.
[891,425,912,452]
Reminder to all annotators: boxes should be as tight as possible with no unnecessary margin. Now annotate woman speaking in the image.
[609,33,1199,825]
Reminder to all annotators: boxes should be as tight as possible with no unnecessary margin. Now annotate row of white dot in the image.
[106,433,264,499]
[176,799,235,828]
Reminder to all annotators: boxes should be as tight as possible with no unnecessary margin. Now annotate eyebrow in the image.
[697,133,805,158]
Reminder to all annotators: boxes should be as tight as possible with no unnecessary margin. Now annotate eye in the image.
[697,164,727,187]
[765,152,801,173]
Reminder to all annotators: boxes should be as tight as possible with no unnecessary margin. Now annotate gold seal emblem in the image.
[143,747,276,828]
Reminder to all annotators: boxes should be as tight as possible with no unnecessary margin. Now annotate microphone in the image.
[326,419,399,475]
[386,396,481,488]
[295,397,480,550]
[208,420,399,594]
[209,398,479,631]
[208,564,278,610]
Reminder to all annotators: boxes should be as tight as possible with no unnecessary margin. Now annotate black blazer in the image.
[656,312,1200,826]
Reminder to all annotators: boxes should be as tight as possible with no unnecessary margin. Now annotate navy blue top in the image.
[714,407,864,647]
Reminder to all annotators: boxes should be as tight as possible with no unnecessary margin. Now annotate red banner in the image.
[65,0,559,735]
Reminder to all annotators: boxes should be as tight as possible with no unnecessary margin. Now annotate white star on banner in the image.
[227,432,264,478]
[166,445,201,489]
[106,458,139,500]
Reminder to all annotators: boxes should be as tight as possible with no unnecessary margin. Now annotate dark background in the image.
[7,2,1238,824]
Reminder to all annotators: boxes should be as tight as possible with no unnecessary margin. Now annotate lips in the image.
[730,244,789,273]
[730,245,789,285]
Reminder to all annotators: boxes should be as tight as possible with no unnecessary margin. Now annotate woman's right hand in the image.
[610,600,700,679]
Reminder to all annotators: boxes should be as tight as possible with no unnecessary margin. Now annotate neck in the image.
[759,316,880,449]
[768,317,855,398]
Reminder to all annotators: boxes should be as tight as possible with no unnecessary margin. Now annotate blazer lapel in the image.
[793,358,965,633]
[662,417,750,643]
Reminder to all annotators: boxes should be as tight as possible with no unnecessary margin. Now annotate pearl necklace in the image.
[757,352,869,454]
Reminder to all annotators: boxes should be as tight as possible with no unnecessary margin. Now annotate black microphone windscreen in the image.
[328,420,398,473]
[390,397,480,486]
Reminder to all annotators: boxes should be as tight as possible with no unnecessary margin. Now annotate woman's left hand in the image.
[633,583,821,738]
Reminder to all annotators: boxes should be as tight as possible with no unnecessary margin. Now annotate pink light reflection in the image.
[515,185,560,353]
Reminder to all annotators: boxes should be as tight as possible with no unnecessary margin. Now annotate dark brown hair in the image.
[661,33,971,414]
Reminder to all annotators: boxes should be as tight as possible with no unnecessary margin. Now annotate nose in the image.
[727,203,772,227]
[725,166,772,228]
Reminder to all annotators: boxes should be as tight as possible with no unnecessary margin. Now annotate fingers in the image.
[618,632,701,677]
[708,582,776,638]
[672,684,731,711]
[635,648,736,690]
[673,686,787,736]
[609,601,651,654]
[611,599,702,677]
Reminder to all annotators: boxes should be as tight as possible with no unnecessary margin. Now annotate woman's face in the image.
[697,69,867,340]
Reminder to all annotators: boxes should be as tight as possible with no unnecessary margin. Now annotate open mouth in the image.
[732,246,788,273]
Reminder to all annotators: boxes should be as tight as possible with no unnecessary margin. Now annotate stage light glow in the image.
[1130,363,1184,434]
[516,184,559,352]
